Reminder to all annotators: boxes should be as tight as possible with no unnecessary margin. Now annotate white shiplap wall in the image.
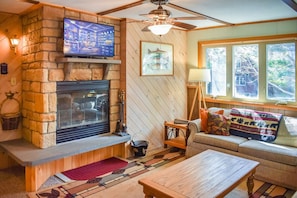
[125,21,188,151]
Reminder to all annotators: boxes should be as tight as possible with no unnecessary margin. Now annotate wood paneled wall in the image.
[122,20,188,152]
[0,13,23,141]
[25,143,125,191]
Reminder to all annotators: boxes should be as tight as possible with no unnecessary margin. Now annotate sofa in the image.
[186,107,297,190]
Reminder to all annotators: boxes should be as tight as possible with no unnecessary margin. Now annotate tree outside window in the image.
[233,44,259,99]
[202,36,296,104]
[266,43,295,102]
[206,47,227,97]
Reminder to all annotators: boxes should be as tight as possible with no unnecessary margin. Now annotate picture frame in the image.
[140,41,174,76]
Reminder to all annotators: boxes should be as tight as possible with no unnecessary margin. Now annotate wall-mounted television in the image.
[63,18,115,58]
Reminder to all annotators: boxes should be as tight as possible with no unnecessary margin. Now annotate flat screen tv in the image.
[63,18,115,58]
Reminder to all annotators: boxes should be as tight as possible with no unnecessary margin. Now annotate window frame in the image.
[198,34,297,105]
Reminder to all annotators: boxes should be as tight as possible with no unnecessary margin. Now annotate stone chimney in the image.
[21,5,121,148]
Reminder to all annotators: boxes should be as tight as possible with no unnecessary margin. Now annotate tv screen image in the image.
[63,18,115,58]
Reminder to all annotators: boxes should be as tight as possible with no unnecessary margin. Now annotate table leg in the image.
[143,188,154,198]
[247,173,255,197]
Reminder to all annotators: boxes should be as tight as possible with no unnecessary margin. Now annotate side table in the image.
[164,121,189,150]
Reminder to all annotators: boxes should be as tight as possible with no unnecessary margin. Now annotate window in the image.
[206,47,226,96]
[233,44,259,99]
[266,43,295,101]
[200,34,297,104]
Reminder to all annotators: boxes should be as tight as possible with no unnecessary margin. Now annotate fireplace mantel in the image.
[55,57,121,80]
[55,57,121,64]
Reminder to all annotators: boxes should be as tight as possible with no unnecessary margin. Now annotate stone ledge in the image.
[0,133,131,166]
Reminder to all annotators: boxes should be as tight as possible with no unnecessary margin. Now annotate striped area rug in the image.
[29,149,296,198]
[252,181,295,198]
[30,149,185,198]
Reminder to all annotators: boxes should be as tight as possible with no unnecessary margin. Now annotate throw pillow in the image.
[200,108,224,132]
[206,112,231,136]
[229,108,282,142]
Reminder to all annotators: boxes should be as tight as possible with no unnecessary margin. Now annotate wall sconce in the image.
[10,35,19,54]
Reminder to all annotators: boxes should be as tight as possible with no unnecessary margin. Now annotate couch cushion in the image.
[200,108,224,132]
[206,112,231,136]
[239,140,297,166]
[229,108,282,143]
[274,116,297,148]
[193,133,248,152]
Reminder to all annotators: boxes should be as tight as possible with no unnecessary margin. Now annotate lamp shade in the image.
[188,68,211,82]
[148,24,172,36]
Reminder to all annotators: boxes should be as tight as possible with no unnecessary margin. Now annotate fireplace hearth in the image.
[56,80,110,144]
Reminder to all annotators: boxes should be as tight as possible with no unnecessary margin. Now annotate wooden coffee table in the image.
[138,149,259,198]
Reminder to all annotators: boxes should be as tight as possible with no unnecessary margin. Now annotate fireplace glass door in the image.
[56,80,110,144]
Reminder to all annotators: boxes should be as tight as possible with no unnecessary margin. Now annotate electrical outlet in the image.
[11,77,16,86]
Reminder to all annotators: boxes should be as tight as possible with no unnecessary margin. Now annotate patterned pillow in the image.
[229,108,282,142]
[200,108,224,132]
[206,112,231,136]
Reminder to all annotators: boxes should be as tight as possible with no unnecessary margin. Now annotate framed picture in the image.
[140,41,174,76]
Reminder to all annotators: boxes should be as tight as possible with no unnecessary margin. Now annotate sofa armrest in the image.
[187,119,201,145]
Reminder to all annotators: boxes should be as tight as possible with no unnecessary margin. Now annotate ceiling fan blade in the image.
[282,0,297,12]
[97,0,148,15]
[173,21,196,30]
[167,2,233,25]
[174,16,206,20]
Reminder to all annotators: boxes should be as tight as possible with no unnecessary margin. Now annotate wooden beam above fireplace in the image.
[56,57,121,80]
[55,57,121,64]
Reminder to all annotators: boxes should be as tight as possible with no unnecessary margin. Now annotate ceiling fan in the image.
[139,0,206,31]
[98,0,233,35]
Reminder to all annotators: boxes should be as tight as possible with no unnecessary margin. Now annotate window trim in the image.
[198,33,297,105]
[198,34,297,67]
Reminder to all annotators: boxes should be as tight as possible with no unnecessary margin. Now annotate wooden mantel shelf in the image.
[56,57,121,64]
[55,57,121,80]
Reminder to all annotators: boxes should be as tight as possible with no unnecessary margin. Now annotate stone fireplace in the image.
[21,5,121,148]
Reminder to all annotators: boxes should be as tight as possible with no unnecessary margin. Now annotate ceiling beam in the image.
[167,3,234,26]
[97,0,148,15]
[173,21,196,30]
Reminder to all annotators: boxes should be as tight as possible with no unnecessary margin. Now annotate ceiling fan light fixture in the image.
[148,24,173,35]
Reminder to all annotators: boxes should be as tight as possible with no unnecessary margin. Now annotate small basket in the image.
[1,112,21,130]
[0,93,21,131]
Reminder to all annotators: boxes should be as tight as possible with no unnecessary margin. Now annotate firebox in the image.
[56,80,110,144]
